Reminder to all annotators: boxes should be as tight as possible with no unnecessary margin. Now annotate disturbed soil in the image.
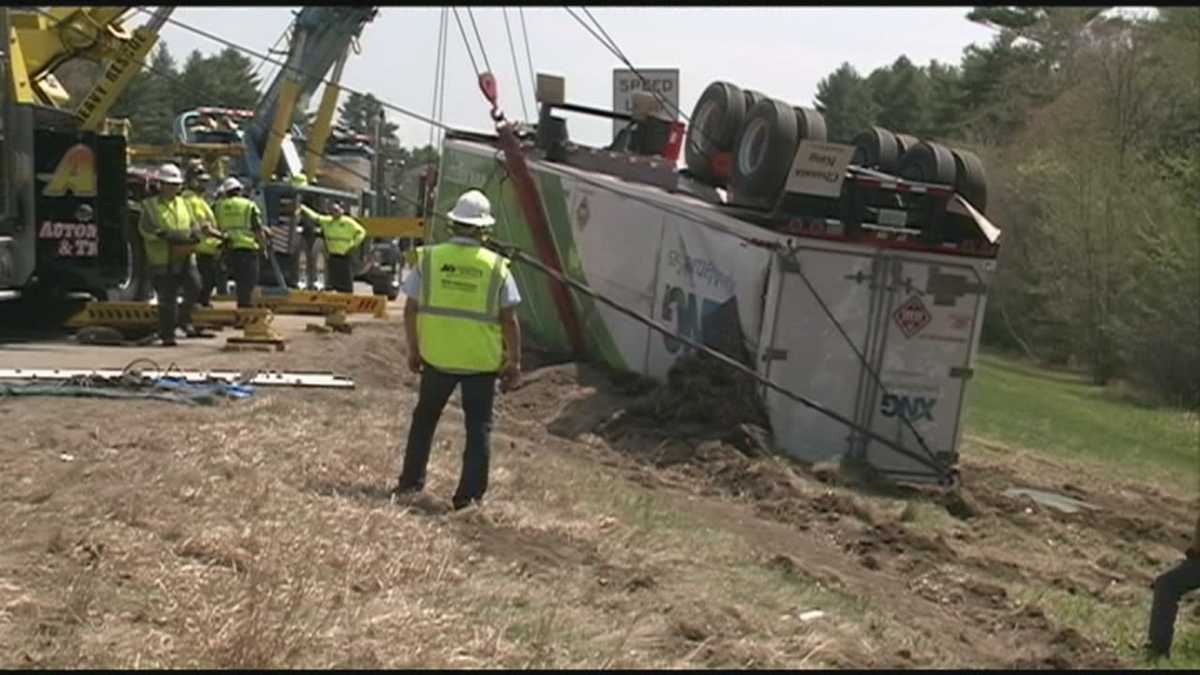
[0,310,1196,668]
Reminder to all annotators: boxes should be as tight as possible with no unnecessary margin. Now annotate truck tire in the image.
[685,81,747,184]
[793,106,827,142]
[731,97,798,202]
[851,126,900,173]
[104,216,152,301]
[894,133,920,157]
[949,147,988,214]
[743,89,768,114]
[897,140,957,186]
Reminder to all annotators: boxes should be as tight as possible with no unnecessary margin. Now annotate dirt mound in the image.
[622,352,768,430]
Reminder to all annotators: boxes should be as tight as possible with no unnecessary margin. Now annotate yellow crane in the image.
[6,6,173,130]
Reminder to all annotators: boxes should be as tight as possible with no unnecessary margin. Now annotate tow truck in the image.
[1,6,172,301]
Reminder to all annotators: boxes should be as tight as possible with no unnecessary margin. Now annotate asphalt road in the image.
[0,281,407,372]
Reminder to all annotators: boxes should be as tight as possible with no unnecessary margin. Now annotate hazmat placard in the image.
[612,68,680,140]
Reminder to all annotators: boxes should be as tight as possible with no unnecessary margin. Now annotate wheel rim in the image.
[689,100,719,156]
[737,117,770,176]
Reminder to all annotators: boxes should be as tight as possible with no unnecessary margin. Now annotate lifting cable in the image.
[450,7,483,82]
[518,8,539,120]
[429,7,448,149]
[562,7,722,165]
[501,7,531,122]
[465,7,494,77]
[579,7,624,60]
[436,15,449,148]
[131,7,456,134]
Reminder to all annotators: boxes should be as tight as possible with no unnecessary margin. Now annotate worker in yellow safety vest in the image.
[392,190,523,511]
[214,176,267,308]
[297,201,366,293]
[138,163,205,346]
[183,161,225,307]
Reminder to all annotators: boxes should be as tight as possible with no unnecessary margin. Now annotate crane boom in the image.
[302,46,350,180]
[6,5,172,125]
[245,6,377,183]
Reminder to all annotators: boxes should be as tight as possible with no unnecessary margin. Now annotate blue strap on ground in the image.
[0,377,258,405]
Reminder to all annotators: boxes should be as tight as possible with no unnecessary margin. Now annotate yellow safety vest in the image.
[215,196,262,251]
[138,195,194,267]
[417,242,510,374]
[184,190,222,256]
[299,205,365,255]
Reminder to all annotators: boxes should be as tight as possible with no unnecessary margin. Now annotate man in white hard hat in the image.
[137,162,204,346]
[393,189,523,511]
[214,176,267,308]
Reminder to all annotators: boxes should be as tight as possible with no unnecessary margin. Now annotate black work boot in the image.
[391,478,423,499]
[451,495,482,512]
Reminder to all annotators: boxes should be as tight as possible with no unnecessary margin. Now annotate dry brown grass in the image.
[0,319,1191,669]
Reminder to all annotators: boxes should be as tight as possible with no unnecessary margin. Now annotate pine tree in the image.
[814,63,879,143]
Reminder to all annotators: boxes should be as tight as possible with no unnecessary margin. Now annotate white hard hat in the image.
[221,176,243,194]
[158,163,184,184]
[446,189,495,228]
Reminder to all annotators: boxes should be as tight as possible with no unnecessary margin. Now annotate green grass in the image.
[1009,585,1200,671]
[964,353,1200,485]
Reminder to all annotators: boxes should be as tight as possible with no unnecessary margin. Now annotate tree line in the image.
[814,6,1199,406]
[109,42,438,216]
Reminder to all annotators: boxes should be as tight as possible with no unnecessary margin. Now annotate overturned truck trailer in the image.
[431,85,1001,484]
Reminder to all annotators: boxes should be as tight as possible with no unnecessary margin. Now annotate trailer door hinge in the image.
[762,348,789,362]
[949,366,974,380]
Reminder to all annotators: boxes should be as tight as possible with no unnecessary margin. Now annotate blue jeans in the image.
[1149,557,1200,656]
[397,364,497,507]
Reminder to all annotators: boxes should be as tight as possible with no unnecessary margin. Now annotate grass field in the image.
[966,353,1200,488]
[964,352,1200,669]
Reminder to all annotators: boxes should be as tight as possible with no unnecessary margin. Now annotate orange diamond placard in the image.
[894,295,932,338]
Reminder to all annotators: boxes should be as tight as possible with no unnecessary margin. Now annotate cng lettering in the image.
[660,283,722,354]
[880,394,937,422]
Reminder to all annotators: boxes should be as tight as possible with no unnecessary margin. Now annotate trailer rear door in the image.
[858,254,993,481]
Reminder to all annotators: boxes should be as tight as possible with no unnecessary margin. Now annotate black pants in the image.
[152,259,199,341]
[1149,557,1200,656]
[328,254,354,293]
[195,252,221,307]
[229,249,260,308]
[397,365,498,507]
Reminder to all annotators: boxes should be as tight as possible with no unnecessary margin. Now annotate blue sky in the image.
[154,6,1001,148]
